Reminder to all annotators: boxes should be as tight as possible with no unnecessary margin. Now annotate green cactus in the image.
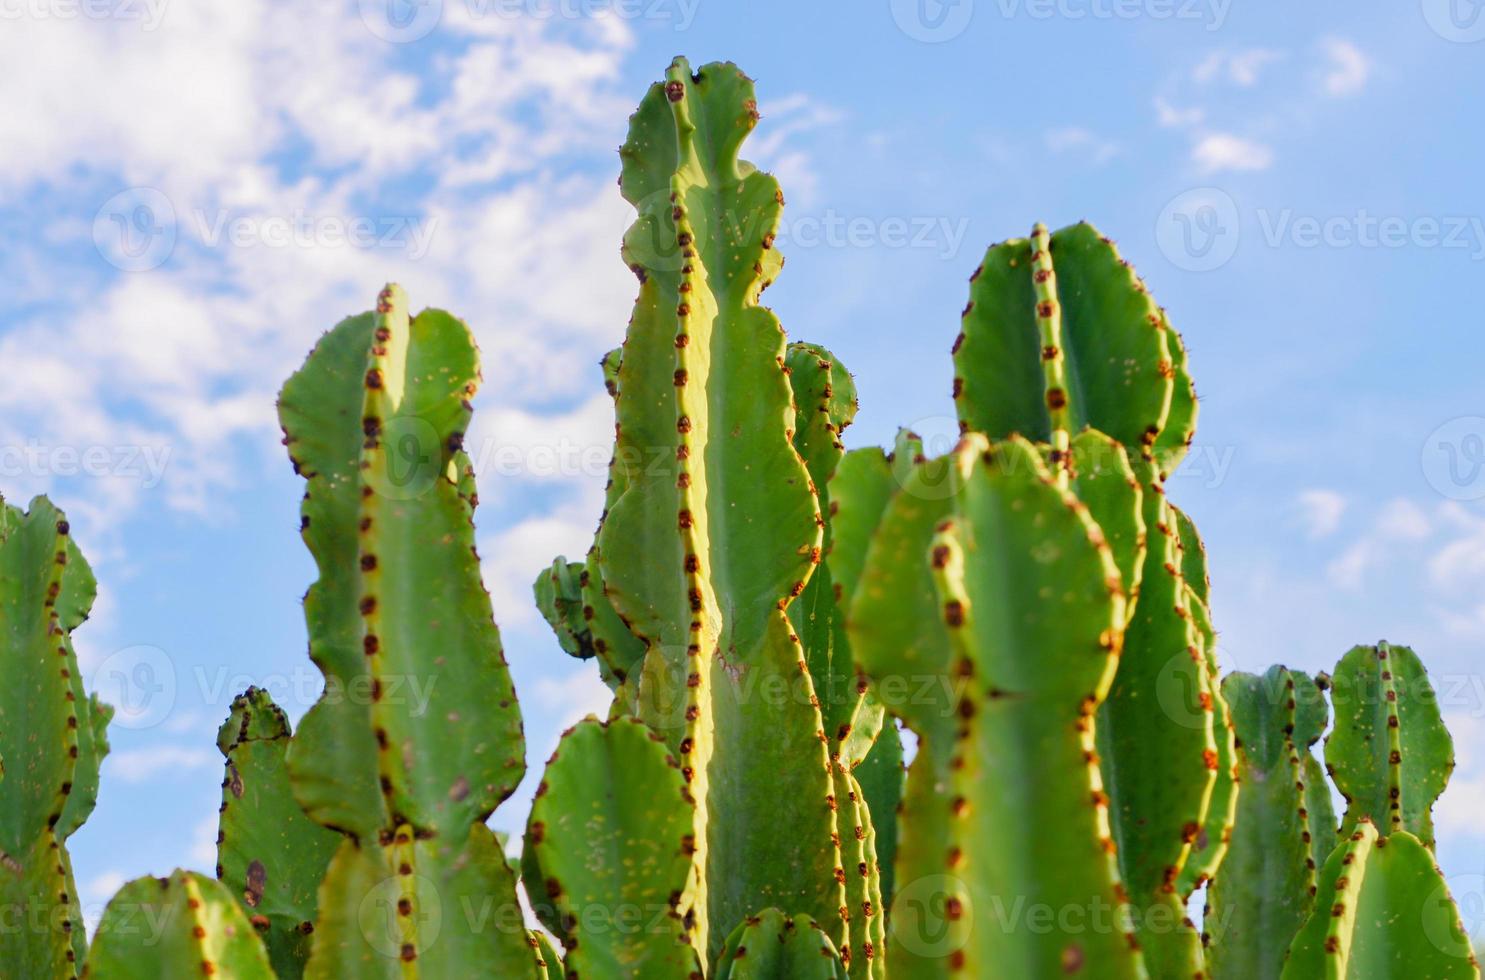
[531,930,563,978]
[534,348,648,700]
[715,909,847,979]
[84,870,275,978]
[215,687,340,978]
[1282,820,1478,978]
[0,498,112,976]
[1326,642,1452,848]
[525,717,701,976]
[848,435,1143,977]
[527,56,880,971]
[952,222,1229,970]
[1205,667,1329,979]
[277,284,532,975]
[1172,507,1241,897]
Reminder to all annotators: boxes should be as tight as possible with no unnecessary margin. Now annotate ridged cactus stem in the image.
[0,499,111,977]
[278,284,531,975]
[1027,223,1071,482]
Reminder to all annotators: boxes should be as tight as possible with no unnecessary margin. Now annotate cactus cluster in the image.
[0,56,1477,979]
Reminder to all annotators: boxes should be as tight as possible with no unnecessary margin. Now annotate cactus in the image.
[847,435,1143,977]
[1205,667,1329,979]
[952,222,1230,970]
[1326,642,1452,847]
[715,909,847,979]
[527,56,881,974]
[84,870,275,978]
[0,498,112,976]
[525,717,701,976]
[214,687,339,978]
[0,53,1469,980]
[277,284,532,975]
[1210,643,1473,979]
[1282,820,1478,978]
[534,348,648,699]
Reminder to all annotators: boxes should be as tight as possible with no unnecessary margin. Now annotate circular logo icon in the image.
[890,0,974,42]
[1422,417,1485,501]
[620,187,694,276]
[636,645,695,736]
[1423,873,1484,959]
[889,873,971,957]
[1154,651,1213,731]
[1155,187,1240,273]
[892,416,964,502]
[358,873,443,959]
[93,188,176,272]
[366,415,444,501]
[90,645,176,730]
[359,0,443,42]
[1422,0,1485,42]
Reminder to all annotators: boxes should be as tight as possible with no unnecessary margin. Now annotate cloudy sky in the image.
[5,0,1485,936]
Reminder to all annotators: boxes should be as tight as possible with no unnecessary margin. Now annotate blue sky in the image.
[5,0,1485,937]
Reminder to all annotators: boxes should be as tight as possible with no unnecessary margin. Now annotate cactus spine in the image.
[0,498,111,977]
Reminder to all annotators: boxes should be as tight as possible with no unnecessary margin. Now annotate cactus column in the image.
[279,285,532,976]
[0,498,112,977]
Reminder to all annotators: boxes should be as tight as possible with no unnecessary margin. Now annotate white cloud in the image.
[1044,127,1120,164]
[1297,489,1347,538]
[482,504,604,630]
[105,745,216,783]
[1192,133,1275,173]
[82,870,127,904]
[1154,97,1204,129]
[530,670,615,732]
[1430,503,1485,593]
[1327,539,1376,590]
[1377,498,1431,541]
[1194,49,1284,88]
[1436,713,1485,843]
[1318,38,1370,97]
